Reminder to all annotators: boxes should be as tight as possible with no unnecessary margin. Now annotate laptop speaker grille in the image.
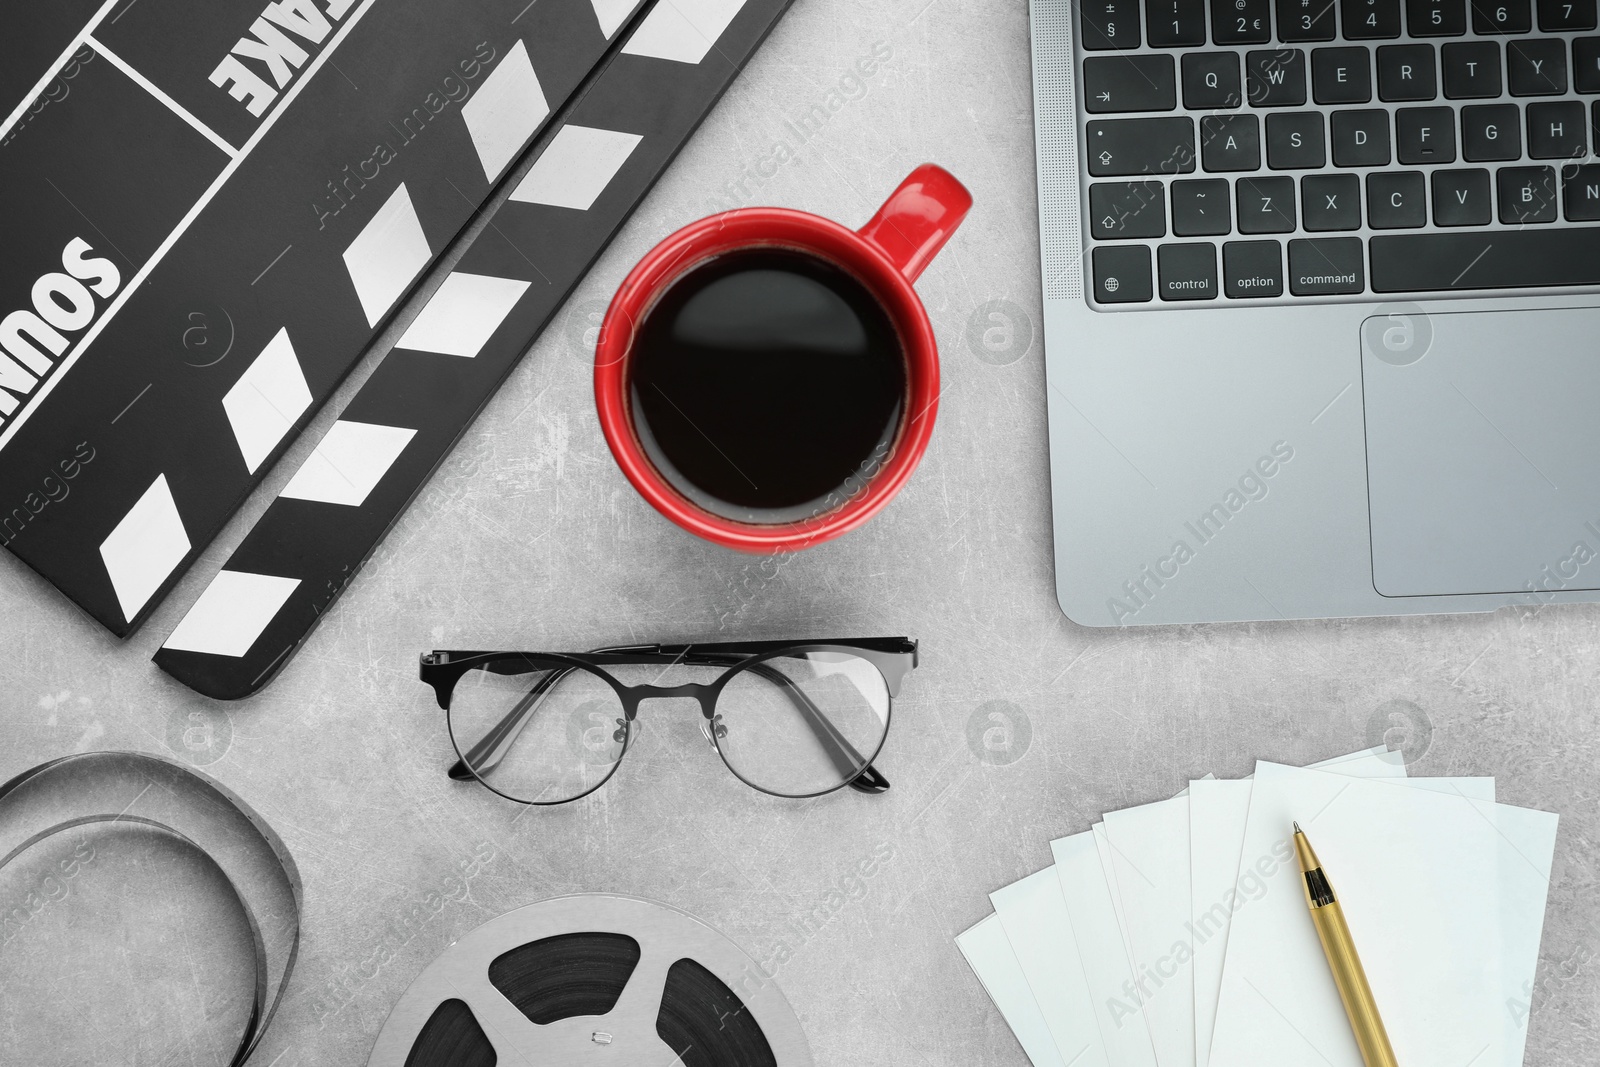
[1030,0,1083,302]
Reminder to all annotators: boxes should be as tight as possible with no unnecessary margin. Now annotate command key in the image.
[1288,238,1365,295]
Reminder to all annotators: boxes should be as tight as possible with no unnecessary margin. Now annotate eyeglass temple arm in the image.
[625,651,887,792]
[446,651,889,792]
[736,660,889,794]
[446,669,569,781]
[647,639,917,696]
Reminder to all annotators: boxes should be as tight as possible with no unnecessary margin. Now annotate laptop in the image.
[1029,0,1600,625]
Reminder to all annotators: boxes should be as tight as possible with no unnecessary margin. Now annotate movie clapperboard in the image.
[0,0,794,696]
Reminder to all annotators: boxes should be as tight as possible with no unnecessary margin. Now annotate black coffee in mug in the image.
[629,247,906,520]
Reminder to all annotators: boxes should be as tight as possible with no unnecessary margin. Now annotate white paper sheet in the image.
[1093,776,1218,1067]
[958,913,1069,1067]
[991,869,1111,1067]
[1209,762,1555,1067]
[1096,749,1395,1067]
[1053,830,1161,1067]
[1192,767,1495,1067]
[1092,764,1225,1067]
[1188,748,1410,1067]
[1101,796,1197,1067]
[1095,822,1140,987]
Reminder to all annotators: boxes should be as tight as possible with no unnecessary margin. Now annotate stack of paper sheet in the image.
[958,748,1559,1067]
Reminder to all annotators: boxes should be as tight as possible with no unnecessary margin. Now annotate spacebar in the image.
[1370,229,1600,292]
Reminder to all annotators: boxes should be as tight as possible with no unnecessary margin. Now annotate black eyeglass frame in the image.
[419,637,917,804]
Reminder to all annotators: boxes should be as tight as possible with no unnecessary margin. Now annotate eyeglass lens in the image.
[448,658,630,804]
[713,650,890,797]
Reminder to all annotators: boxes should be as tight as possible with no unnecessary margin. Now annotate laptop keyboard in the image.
[1075,0,1600,304]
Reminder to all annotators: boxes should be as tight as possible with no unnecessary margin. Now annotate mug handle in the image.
[857,164,973,284]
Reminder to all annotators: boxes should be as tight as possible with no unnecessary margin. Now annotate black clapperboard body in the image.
[0,0,796,696]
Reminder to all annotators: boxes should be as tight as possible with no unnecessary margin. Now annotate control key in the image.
[1158,242,1220,300]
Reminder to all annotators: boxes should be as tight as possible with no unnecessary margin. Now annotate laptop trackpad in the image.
[1363,306,1600,598]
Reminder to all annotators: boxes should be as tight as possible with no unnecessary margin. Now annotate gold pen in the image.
[1293,822,1399,1067]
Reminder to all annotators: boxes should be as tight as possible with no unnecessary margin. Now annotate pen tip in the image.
[1293,821,1302,833]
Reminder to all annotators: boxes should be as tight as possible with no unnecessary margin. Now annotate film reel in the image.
[368,894,812,1067]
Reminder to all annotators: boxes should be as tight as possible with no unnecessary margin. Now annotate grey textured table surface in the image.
[1,0,1597,1064]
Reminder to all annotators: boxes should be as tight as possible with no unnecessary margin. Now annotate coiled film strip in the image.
[368,894,812,1067]
[0,0,648,636]
[154,0,795,698]
[0,751,302,1065]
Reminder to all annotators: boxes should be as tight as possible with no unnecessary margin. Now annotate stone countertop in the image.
[0,0,1595,1064]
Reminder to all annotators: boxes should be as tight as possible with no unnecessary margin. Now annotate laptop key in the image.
[1214,0,1274,41]
[1443,41,1504,97]
[1367,170,1430,226]
[1288,237,1365,294]
[1580,38,1600,92]
[1563,163,1600,218]
[1313,46,1375,102]
[1092,245,1155,303]
[1148,0,1209,45]
[1370,229,1600,290]
[1267,111,1328,167]
[1172,178,1234,234]
[1223,240,1285,296]
[1279,0,1339,39]
[1462,104,1524,159]
[1538,0,1597,27]
[1082,0,1145,49]
[1302,173,1364,228]
[1237,175,1300,231]
[1157,242,1220,299]
[1084,55,1179,113]
[1396,106,1458,161]
[1471,0,1534,31]
[1332,109,1393,164]
[1377,44,1439,99]
[1086,117,1198,175]
[1498,165,1559,221]
[1432,167,1494,223]
[1090,181,1170,238]
[1508,38,1570,94]
[1184,52,1245,108]
[1345,0,1404,36]
[1527,100,1588,157]
[1246,48,1309,105]
[1201,114,1264,169]
[1407,0,1469,34]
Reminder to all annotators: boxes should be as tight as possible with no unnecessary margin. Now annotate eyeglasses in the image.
[419,638,917,804]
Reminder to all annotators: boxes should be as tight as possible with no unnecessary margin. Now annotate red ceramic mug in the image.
[594,163,971,553]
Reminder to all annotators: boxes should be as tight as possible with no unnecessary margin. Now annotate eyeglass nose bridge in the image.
[618,681,718,716]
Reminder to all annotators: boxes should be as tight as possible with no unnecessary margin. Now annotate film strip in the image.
[367,894,811,1067]
[0,751,302,1065]
[0,0,650,636]
[154,0,794,698]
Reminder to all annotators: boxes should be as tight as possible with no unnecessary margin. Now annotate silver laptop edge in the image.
[1030,0,1600,626]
